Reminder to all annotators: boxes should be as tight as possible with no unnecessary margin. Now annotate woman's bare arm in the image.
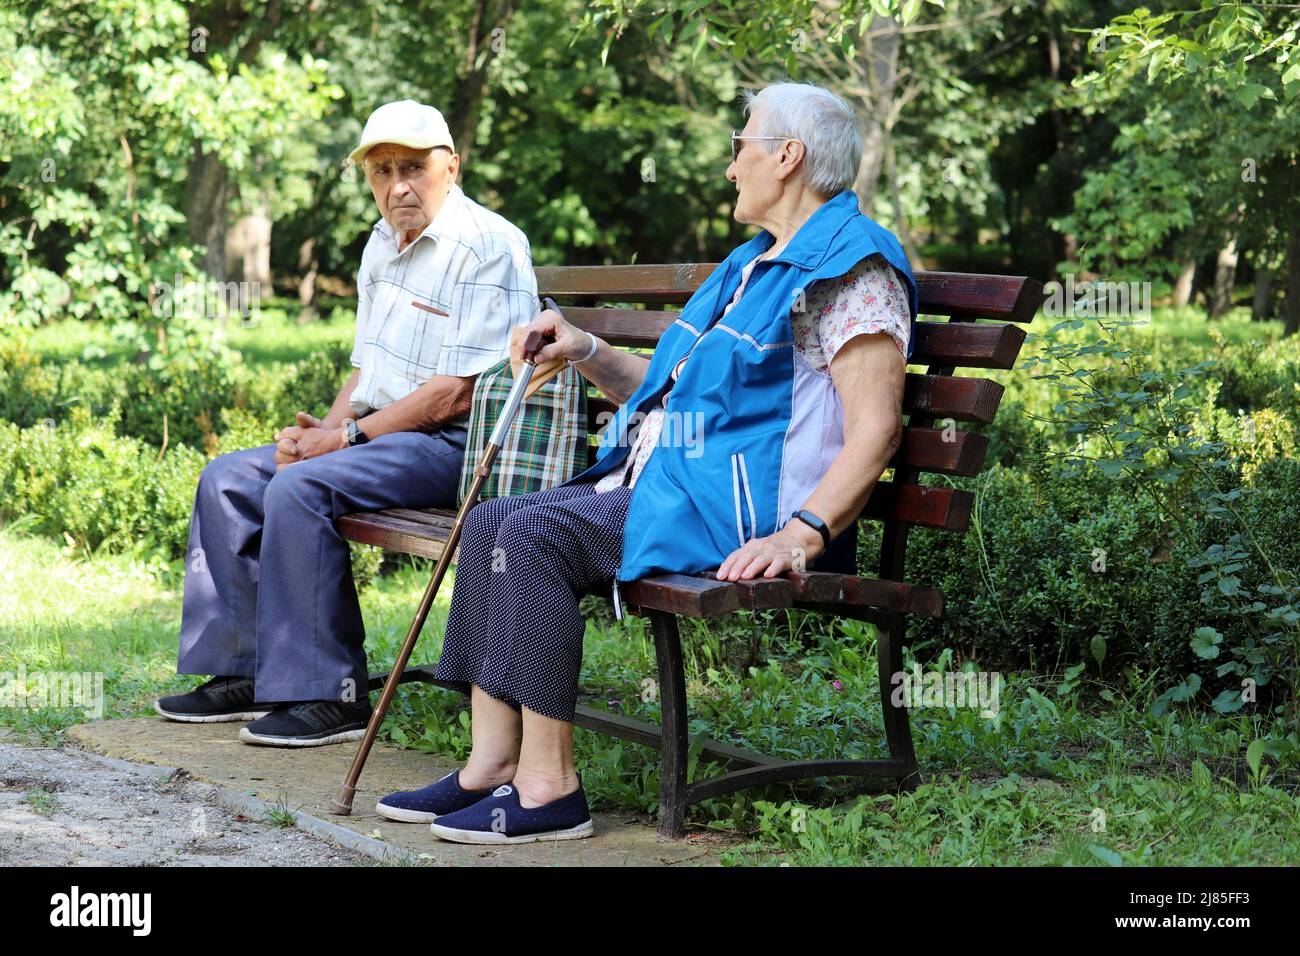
[526,308,650,406]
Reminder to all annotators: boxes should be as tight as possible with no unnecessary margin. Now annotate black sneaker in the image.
[238,699,372,747]
[155,676,269,723]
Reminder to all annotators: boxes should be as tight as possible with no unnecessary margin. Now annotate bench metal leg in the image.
[877,610,920,791]
[650,609,689,839]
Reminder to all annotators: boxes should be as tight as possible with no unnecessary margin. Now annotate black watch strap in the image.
[791,509,831,547]
[346,419,369,446]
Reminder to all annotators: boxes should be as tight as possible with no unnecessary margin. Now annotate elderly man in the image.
[156,100,538,746]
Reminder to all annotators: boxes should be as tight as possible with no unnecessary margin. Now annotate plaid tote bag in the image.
[456,356,589,506]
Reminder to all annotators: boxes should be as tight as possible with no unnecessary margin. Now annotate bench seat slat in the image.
[620,571,943,619]
[332,519,946,618]
[336,512,454,559]
[339,473,973,562]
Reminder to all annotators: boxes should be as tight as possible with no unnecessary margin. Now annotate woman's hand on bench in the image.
[717,522,824,582]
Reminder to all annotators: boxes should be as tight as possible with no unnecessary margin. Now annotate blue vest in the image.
[566,190,918,583]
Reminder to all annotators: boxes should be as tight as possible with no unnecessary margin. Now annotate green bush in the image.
[883,318,1300,722]
[0,335,350,457]
[0,404,205,557]
[1213,333,1300,419]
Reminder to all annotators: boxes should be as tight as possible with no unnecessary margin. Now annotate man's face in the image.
[363,144,460,236]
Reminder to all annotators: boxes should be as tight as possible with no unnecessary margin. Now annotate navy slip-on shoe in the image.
[376,770,495,824]
[429,781,594,845]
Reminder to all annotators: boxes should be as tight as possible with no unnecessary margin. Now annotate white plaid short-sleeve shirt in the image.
[349,183,539,417]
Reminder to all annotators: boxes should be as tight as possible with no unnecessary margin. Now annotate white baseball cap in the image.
[348,100,455,165]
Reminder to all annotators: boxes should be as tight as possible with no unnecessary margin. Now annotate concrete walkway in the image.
[68,718,721,866]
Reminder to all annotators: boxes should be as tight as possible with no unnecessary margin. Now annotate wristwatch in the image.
[790,509,831,548]
[344,419,369,447]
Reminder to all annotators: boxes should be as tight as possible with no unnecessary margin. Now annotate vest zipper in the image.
[737,452,758,540]
[730,454,746,546]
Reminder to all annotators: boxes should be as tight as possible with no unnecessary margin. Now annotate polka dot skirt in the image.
[433,482,632,722]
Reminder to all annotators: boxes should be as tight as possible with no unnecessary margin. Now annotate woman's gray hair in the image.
[741,82,862,198]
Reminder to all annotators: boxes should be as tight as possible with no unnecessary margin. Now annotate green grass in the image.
[21,786,61,817]
[261,793,301,829]
[3,524,1296,865]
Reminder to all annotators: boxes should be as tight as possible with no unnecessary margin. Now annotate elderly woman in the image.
[377,82,918,843]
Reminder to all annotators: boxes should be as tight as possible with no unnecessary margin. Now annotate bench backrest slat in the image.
[538,265,1041,321]
[537,264,1041,534]
[586,374,1003,429]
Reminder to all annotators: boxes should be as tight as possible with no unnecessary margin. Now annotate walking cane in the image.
[328,312,559,815]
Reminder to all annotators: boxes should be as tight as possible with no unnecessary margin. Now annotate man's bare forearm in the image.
[354,374,475,439]
[571,337,651,406]
[322,369,361,430]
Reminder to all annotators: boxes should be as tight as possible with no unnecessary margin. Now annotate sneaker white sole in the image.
[429,818,595,845]
[237,727,367,747]
[155,702,270,723]
[375,802,439,824]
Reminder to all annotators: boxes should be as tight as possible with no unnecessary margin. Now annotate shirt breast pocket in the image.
[390,299,450,379]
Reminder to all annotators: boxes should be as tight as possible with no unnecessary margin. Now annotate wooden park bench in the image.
[338,263,1043,838]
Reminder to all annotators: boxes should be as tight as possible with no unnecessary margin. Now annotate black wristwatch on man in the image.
[344,418,370,447]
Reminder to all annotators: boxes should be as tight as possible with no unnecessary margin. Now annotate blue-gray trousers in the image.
[177,427,466,703]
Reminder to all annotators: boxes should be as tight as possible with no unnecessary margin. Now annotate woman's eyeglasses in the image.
[731,131,800,162]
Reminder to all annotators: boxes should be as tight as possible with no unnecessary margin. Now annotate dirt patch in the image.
[0,744,374,866]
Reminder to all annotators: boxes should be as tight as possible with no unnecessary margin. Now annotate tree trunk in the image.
[1042,29,1076,268]
[226,199,272,288]
[1251,262,1275,321]
[1283,221,1300,338]
[885,139,919,266]
[1208,237,1239,319]
[1172,261,1196,307]
[184,0,284,282]
[186,144,230,283]
[852,15,901,215]
[297,237,320,325]
[445,0,518,170]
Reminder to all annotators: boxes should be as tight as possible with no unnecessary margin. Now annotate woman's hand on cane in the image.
[528,306,594,366]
